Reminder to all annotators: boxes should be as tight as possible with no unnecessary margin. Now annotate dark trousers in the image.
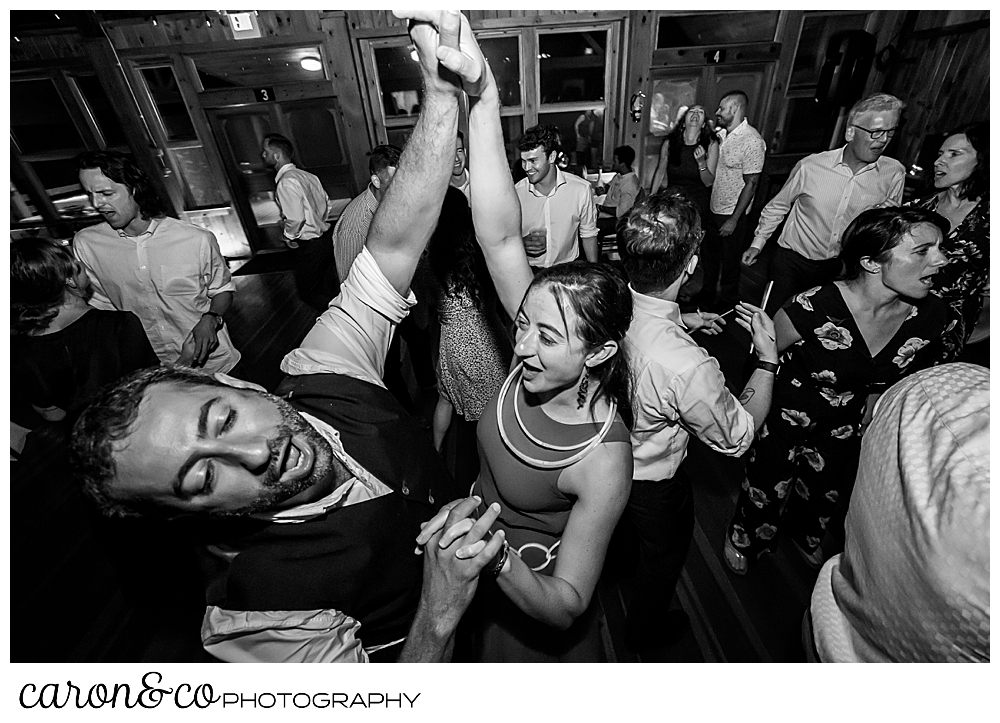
[383,314,437,412]
[293,226,340,312]
[698,212,750,310]
[765,246,842,317]
[621,472,694,634]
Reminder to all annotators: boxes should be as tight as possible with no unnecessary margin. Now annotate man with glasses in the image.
[743,93,906,315]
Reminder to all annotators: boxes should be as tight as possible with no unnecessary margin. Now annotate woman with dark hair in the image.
[427,187,512,463]
[650,105,719,206]
[908,122,989,362]
[418,57,634,661]
[649,105,720,300]
[723,207,951,575]
[12,238,158,422]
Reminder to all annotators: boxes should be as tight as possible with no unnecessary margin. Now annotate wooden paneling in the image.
[885,19,990,166]
[11,32,85,63]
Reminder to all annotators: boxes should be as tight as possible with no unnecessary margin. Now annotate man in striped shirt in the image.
[332,144,401,284]
[743,93,907,315]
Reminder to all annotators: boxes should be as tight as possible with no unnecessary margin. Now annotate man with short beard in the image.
[71,10,504,663]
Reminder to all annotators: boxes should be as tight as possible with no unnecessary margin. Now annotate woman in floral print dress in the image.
[724,207,951,574]
[908,122,989,362]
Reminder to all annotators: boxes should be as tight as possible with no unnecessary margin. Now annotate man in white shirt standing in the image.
[697,90,766,311]
[515,124,599,267]
[618,190,777,651]
[262,133,340,311]
[74,151,240,374]
[743,93,906,315]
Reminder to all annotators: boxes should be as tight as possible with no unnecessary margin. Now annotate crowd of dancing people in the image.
[11,10,988,663]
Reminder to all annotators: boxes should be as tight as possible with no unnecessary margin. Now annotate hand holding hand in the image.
[393,10,488,97]
[734,302,777,362]
[682,310,726,335]
[742,247,761,266]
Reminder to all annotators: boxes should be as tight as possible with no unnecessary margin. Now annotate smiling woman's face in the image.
[685,106,706,130]
[110,382,334,516]
[513,285,590,396]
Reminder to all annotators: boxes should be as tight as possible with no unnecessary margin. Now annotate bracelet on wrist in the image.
[493,540,510,578]
[755,359,779,374]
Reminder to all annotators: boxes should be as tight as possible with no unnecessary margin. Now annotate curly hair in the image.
[75,150,169,220]
[11,238,78,335]
[621,190,703,294]
[526,262,634,427]
[664,107,717,167]
[943,121,988,201]
[839,207,950,281]
[70,366,227,518]
[516,125,561,156]
[427,187,499,314]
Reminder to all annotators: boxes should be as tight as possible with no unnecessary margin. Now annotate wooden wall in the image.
[884,13,990,167]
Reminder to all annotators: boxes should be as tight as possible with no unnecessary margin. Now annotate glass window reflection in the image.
[480,36,522,108]
[375,44,423,117]
[539,31,607,104]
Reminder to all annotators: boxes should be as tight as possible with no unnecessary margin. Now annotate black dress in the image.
[13,308,158,417]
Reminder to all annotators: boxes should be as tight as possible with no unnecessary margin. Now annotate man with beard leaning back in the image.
[70,10,503,663]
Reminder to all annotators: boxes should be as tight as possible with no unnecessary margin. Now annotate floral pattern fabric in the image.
[728,283,948,559]
[910,193,989,358]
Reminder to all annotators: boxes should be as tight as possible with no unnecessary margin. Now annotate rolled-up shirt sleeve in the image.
[579,186,598,239]
[202,607,370,663]
[280,246,416,385]
[672,357,755,455]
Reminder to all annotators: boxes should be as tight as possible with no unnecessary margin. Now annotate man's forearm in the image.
[396,604,455,663]
[730,180,757,223]
[208,290,233,316]
[581,235,599,263]
[368,93,458,258]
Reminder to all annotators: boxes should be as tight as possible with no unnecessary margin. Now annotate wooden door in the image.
[206,95,355,254]
[638,63,774,189]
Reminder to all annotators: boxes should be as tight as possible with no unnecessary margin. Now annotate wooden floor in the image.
[12,254,822,663]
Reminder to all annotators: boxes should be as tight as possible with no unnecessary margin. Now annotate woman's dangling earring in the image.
[576,371,590,410]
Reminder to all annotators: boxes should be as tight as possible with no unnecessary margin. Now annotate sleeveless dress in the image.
[470,367,631,662]
[666,142,714,229]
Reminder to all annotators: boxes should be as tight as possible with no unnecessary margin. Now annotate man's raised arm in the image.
[364,11,464,296]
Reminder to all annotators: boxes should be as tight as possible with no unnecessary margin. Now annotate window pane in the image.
[11,79,85,154]
[386,126,414,150]
[480,36,522,108]
[779,98,839,154]
[195,47,325,88]
[657,12,779,48]
[538,109,605,169]
[140,66,197,142]
[791,14,869,90]
[539,31,607,104]
[648,77,699,137]
[375,45,423,118]
[501,115,524,174]
[286,108,344,167]
[72,74,127,147]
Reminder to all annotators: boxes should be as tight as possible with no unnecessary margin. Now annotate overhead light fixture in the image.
[300,57,322,72]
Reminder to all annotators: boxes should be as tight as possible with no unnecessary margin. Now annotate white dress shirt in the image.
[751,147,905,260]
[73,216,240,374]
[626,287,755,481]
[274,163,331,242]
[515,166,598,267]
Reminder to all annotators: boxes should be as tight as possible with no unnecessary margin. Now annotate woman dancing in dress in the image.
[723,207,951,574]
[908,121,989,363]
[416,26,634,661]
